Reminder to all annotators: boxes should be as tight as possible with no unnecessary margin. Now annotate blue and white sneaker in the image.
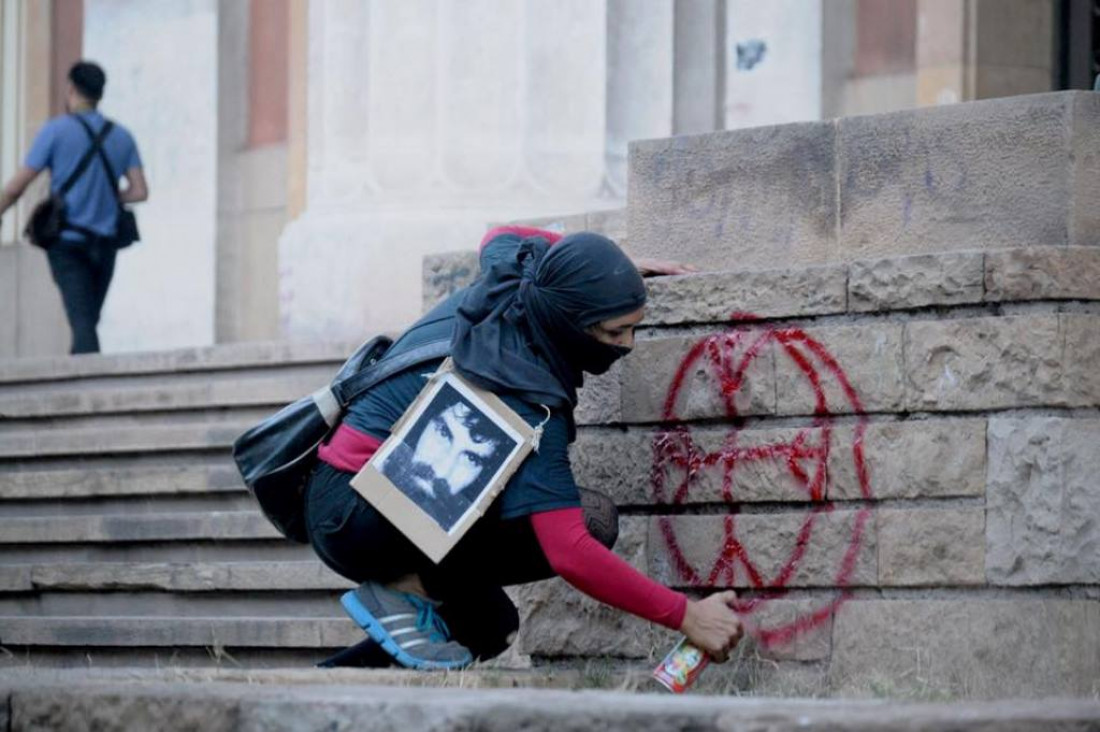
[340,582,473,670]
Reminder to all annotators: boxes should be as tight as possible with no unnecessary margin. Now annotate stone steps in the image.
[1,671,1098,730]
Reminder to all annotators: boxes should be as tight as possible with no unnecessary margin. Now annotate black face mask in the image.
[580,340,632,375]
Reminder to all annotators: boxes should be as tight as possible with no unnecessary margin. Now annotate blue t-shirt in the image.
[25,111,142,242]
[345,289,581,522]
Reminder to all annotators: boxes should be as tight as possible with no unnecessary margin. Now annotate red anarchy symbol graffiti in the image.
[652,316,874,649]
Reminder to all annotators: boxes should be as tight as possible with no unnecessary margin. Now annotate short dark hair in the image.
[69,61,106,101]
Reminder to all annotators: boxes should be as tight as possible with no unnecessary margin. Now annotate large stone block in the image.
[620,333,776,423]
[827,419,986,500]
[648,512,876,589]
[422,250,478,312]
[573,425,844,507]
[628,121,837,272]
[513,518,670,659]
[904,315,1063,411]
[848,252,984,312]
[986,417,1100,585]
[643,265,847,326]
[830,599,1100,698]
[839,92,1100,259]
[1061,315,1100,408]
[984,247,1100,302]
[575,361,623,426]
[774,323,905,416]
[876,508,985,586]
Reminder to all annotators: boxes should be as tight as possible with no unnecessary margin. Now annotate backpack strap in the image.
[56,115,114,197]
[331,338,452,407]
[70,115,121,206]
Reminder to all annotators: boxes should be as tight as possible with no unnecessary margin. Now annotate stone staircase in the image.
[2,91,1099,710]
[0,342,364,667]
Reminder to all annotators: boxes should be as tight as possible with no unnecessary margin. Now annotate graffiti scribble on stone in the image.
[736,40,767,71]
[652,314,873,651]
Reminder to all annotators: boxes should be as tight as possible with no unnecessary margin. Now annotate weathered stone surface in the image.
[1071,92,1100,248]
[986,417,1100,585]
[621,333,775,423]
[0,366,330,418]
[8,679,1100,732]
[24,561,351,592]
[0,421,254,459]
[0,616,362,648]
[736,599,832,662]
[985,247,1100,302]
[629,121,837,272]
[572,425,842,507]
[774,323,905,416]
[0,463,243,500]
[827,419,986,500]
[848,252,984,312]
[0,511,279,544]
[838,93,1099,259]
[876,508,985,586]
[830,599,1100,698]
[584,208,628,243]
[644,266,847,326]
[0,565,32,592]
[422,250,478,312]
[0,340,354,384]
[1061,315,1100,408]
[514,518,670,659]
[648,512,876,589]
[904,315,1063,411]
[575,360,623,426]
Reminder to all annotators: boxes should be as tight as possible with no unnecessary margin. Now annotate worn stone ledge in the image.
[0,561,351,593]
[985,246,1100,302]
[986,417,1100,586]
[571,417,985,506]
[848,252,984,312]
[0,366,330,419]
[0,616,362,648]
[0,340,355,385]
[0,421,253,460]
[0,511,279,545]
[6,678,1100,732]
[644,265,847,326]
[830,599,1100,698]
[0,463,243,500]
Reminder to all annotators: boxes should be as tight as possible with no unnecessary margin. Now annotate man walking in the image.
[0,61,147,354]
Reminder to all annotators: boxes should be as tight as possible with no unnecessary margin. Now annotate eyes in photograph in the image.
[431,418,492,469]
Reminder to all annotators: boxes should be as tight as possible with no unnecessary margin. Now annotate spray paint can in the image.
[652,637,709,693]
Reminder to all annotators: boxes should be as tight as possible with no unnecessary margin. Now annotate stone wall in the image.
[421,92,1100,699]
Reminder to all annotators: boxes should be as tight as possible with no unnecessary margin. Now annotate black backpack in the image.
[232,336,450,543]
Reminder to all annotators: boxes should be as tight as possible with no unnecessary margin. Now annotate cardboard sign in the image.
[351,359,537,563]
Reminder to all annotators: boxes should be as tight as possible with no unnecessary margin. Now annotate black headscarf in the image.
[451,232,646,410]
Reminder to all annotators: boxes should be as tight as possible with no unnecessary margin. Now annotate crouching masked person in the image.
[307,227,744,670]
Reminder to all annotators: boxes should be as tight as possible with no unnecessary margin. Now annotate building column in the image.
[917,0,1056,106]
[279,0,680,341]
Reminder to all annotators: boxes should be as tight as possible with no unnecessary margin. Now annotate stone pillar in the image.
[916,0,1055,106]
[279,0,678,340]
[724,0,824,129]
[84,0,219,352]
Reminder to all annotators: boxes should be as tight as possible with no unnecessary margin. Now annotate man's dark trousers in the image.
[46,237,117,354]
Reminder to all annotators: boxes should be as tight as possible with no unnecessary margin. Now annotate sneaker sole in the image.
[340,589,472,671]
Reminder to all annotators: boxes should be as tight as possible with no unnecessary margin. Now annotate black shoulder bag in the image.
[24,118,114,249]
[71,115,140,248]
[232,336,451,543]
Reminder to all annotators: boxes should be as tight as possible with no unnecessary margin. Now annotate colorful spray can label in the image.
[652,637,709,693]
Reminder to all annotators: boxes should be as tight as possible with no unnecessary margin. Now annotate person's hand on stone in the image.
[679,590,744,662]
[632,257,698,277]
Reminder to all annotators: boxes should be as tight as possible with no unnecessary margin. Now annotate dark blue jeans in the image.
[46,238,117,354]
[305,461,618,661]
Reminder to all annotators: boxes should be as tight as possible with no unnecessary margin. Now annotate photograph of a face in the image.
[376,379,519,533]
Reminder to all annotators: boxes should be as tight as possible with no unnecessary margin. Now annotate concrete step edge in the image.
[0,511,281,544]
[0,464,244,500]
[0,561,352,593]
[0,615,362,647]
